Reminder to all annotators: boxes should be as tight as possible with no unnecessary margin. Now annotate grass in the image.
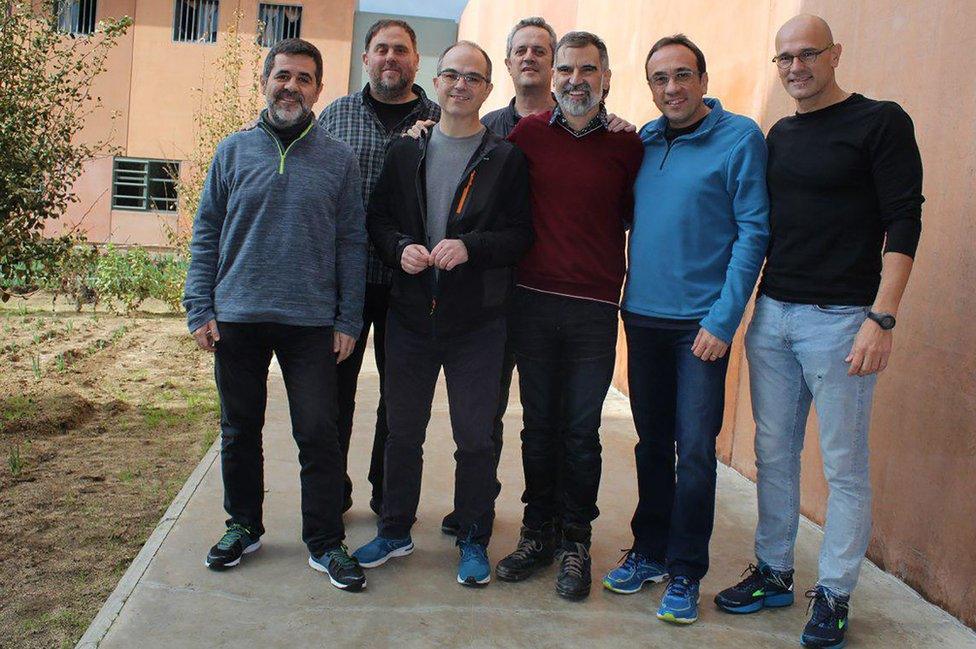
[8,445,24,476]
[2,394,38,422]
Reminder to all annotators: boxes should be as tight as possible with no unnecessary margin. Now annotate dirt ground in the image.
[0,294,219,649]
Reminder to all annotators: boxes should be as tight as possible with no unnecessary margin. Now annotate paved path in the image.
[79,345,976,648]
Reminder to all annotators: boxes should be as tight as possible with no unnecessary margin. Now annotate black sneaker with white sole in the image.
[205,523,261,570]
[309,544,366,592]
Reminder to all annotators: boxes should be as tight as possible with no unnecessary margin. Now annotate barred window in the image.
[55,0,97,36]
[173,0,219,44]
[258,4,302,47]
[112,158,180,212]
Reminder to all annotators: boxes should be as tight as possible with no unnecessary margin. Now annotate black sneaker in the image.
[441,512,460,536]
[495,524,556,582]
[555,541,591,600]
[205,523,261,570]
[715,563,795,614]
[308,544,366,592]
[801,586,849,648]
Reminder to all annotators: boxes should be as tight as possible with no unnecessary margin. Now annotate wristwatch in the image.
[867,311,896,330]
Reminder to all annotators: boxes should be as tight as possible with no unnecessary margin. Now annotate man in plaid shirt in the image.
[318,19,440,515]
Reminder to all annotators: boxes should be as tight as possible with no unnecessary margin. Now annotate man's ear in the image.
[700,71,709,95]
[831,43,843,68]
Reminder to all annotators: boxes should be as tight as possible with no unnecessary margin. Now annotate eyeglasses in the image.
[437,70,489,87]
[648,70,699,88]
[772,44,834,69]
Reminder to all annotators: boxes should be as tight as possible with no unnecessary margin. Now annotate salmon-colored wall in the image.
[460,0,976,629]
[59,0,355,246]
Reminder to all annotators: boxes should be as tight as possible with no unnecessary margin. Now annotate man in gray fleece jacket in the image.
[183,39,368,591]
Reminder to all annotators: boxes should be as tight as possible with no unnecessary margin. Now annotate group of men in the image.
[183,12,923,649]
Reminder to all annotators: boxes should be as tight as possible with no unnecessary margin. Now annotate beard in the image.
[265,90,309,128]
[369,65,412,101]
[557,80,602,117]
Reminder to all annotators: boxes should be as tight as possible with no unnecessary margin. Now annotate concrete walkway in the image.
[79,345,976,648]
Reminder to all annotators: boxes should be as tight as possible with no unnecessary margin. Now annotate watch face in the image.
[880,315,896,329]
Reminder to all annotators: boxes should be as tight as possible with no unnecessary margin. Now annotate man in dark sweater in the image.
[493,31,643,601]
[714,16,923,649]
[318,20,440,516]
[184,39,368,591]
[352,41,533,587]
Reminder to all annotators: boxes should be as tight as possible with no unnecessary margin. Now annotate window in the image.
[258,4,302,47]
[173,0,219,44]
[55,0,97,36]
[112,158,180,212]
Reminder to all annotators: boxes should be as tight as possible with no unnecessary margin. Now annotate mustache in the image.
[559,81,592,97]
[275,90,305,105]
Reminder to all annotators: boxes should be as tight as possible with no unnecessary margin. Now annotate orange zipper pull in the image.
[430,298,437,315]
[455,170,476,214]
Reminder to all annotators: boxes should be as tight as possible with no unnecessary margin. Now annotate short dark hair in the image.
[436,40,493,83]
[262,38,323,86]
[364,19,417,52]
[555,31,610,70]
[645,34,707,79]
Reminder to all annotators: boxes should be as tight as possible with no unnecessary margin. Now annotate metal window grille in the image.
[54,0,97,36]
[258,4,302,47]
[112,158,180,212]
[173,0,219,44]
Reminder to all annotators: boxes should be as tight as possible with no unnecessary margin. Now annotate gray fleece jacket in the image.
[183,120,367,338]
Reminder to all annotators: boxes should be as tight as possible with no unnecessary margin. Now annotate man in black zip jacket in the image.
[352,41,533,587]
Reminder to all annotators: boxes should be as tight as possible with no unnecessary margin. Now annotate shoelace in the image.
[666,576,694,599]
[617,548,648,571]
[805,587,848,626]
[460,542,487,562]
[327,544,359,570]
[217,523,250,550]
[559,543,590,578]
[733,563,766,591]
[509,536,544,561]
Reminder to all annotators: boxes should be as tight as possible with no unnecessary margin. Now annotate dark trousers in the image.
[626,323,729,580]
[379,311,506,545]
[510,288,618,545]
[335,282,390,503]
[214,322,343,555]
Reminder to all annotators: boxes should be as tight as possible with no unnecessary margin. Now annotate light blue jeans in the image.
[746,295,877,596]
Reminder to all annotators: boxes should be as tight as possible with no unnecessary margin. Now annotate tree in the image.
[0,2,131,300]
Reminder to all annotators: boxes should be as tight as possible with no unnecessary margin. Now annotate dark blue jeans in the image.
[626,322,729,580]
[214,322,344,555]
[379,311,506,545]
[511,288,618,544]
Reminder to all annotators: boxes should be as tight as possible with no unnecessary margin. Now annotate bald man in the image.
[714,15,923,649]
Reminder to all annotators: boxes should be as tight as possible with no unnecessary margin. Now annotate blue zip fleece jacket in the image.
[623,98,770,343]
[183,121,367,338]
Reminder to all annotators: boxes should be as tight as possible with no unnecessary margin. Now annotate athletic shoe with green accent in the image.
[602,549,668,594]
[714,562,794,613]
[656,576,700,624]
[205,523,261,570]
[309,544,366,592]
[801,586,849,648]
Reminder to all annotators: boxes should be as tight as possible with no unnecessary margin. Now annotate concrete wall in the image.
[459,0,976,629]
[348,11,458,99]
[55,0,355,245]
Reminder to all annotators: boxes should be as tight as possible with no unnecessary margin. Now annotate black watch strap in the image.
[867,311,896,330]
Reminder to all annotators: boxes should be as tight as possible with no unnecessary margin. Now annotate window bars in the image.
[55,0,97,36]
[258,4,302,47]
[173,0,219,44]
[112,159,180,212]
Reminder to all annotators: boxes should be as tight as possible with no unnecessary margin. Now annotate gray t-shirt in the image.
[424,125,484,248]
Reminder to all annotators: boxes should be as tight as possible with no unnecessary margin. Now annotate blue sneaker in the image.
[656,576,701,625]
[602,549,668,594]
[714,563,795,613]
[457,541,491,587]
[801,586,850,648]
[308,544,366,591]
[351,535,414,568]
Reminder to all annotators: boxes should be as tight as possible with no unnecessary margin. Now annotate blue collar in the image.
[639,97,724,142]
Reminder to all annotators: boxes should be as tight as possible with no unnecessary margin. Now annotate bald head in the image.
[776,14,834,50]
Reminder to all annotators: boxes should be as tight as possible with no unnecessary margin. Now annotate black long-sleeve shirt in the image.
[758,93,923,305]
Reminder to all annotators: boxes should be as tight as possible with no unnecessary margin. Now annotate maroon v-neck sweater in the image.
[508,111,643,304]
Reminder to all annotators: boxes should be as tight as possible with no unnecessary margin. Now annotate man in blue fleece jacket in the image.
[601,35,769,624]
[183,39,368,591]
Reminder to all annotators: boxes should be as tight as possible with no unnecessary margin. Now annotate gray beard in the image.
[266,99,309,129]
[557,91,600,117]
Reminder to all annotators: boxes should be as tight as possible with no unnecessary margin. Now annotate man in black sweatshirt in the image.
[714,15,923,649]
[352,41,533,588]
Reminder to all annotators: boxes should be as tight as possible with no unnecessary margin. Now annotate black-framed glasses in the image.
[437,70,489,87]
[772,44,834,69]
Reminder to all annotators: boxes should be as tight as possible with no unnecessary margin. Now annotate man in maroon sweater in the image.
[494,31,643,600]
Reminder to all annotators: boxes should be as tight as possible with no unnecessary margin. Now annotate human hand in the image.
[429,239,469,271]
[845,319,892,376]
[192,320,220,352]
[334,331,356,363]
[606,112,637,133]
[691,327,729,362]
[401,244,432,274]
[403,119,436,139]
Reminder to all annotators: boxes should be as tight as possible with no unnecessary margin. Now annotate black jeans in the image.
[335,282,390,503]
[626,322,729,580]
[214,322,343,555]
[510,288,618,545]
[379,311,506,545]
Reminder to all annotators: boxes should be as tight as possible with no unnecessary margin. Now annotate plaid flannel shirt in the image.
[319,84,441,285]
